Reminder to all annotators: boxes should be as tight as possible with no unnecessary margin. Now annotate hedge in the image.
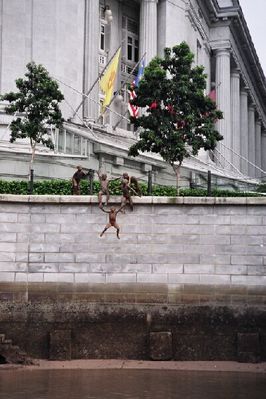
[0,179,262,197]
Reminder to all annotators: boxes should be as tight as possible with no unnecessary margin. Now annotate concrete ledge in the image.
[1,282,266,305]
[0,194,265,205]
[15,359,266,372]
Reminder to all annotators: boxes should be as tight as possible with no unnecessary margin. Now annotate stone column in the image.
[83,0,100,121]
[240,89,249,175]
[215,48,231,168]
[230,69,240,171]
[140,0,158,63]
[248,104,256,177]
[255,119,262,178]
[262,130,266,182]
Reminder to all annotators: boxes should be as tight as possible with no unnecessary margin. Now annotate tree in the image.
[1,62,64,189]
[128,42,223,194]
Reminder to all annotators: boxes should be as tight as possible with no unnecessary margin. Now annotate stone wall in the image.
[0,195,266,361]
[0,195,266,304]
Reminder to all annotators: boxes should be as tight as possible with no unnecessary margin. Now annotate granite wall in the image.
[0,195,266,361]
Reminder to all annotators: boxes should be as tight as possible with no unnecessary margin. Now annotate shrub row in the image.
[0,179,262,197]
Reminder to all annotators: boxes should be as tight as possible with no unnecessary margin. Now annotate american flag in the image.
[128,58,145,118]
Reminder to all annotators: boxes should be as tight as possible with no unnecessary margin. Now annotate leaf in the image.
[128,42,223,195]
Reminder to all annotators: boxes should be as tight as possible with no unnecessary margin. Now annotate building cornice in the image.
[199,0,266,123]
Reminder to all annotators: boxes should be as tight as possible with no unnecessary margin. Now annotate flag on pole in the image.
[128,58,145,118]
[99,47,121,113]
[134,58,145,87]
[208,87,216,102]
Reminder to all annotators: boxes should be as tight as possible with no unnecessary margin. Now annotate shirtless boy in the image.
[99,205,124,239]
[97,170,111,207]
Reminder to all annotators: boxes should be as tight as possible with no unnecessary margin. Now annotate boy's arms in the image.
[116,204,125,214]
[99,206,110,213]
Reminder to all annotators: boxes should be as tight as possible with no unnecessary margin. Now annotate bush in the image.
[257,184,266,193]
[0,179,262,197]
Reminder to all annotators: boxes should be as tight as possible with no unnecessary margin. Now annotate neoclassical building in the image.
[0,0,265,187]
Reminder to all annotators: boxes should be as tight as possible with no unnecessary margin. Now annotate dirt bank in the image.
[1,360,266,373]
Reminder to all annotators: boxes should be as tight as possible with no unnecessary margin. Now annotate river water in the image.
[0,369,265,399]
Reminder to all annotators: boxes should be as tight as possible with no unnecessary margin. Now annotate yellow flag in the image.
[99,48,121,113]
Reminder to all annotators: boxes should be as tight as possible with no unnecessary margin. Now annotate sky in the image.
[239,0,266,75]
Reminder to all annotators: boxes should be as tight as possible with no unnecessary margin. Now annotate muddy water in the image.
[0,369,265,399]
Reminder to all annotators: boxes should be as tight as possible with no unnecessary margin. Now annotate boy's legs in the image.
[98,191,103,207]
[100,223,111,237]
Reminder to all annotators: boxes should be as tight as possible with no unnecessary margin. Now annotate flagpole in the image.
[96,52,146,123]
[54,75,131,123]
[71,44,123,120]
[112,53,146,129]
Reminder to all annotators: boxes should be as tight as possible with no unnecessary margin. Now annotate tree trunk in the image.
[28,142,36,194]
[29,142,36,174]
[172,163,181,196]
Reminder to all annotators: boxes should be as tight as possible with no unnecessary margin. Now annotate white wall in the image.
[0,0,85,120]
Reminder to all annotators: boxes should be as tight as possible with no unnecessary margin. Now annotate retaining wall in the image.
[0,195,266,361]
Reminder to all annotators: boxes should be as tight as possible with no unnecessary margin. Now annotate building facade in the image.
[0,0,265,186]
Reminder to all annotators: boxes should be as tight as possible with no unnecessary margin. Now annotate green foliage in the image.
[1,62,64,151]
[152,184,177,196]
[128,42,223,171]
[0,180,29,195]
[256,184,266,193]
[0,180,261,197]
[179,188,261,197]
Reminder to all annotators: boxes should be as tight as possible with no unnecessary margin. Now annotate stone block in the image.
[0,213,17,222]
[44,273,74,283]
[199,275,230,285]
[31,224,60,233]
[149,331,173,360]
[153,264,183,274]
[231,216,262,225]
[231,255,263,265]
[0,233,16,242]
[216,265,247,275]
[0,262,25,272]
[30,243,60,253]
[27,273,44,282]
[106,273,136,283]
[237,333,260,363]
[49,330,71,360]
[232,276,266,286]
[30,214,46,223]
[29,253,44,263]
[200,235,230,245]
[137,273,168,283]
[0,272,15,282]
[169,274,200,284]
[183,225,215,234]
[17,233,44,243]
[76,253,106,263]
[75,273,106,284]
[184,264,215,274]
[0,243,16,252]
[45,253,75,262]
[246,226,266,235]
[200,215,231,225]
[46,214,76,224]
[29,263,59,273]
[30,204,59,213]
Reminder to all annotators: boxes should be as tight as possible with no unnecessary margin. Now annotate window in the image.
[127,36,139,63]
[100,24,105,51]
[122,16,139,64]
[134,39,139,62]
[196,39,202,64]
[127,36,133,60]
